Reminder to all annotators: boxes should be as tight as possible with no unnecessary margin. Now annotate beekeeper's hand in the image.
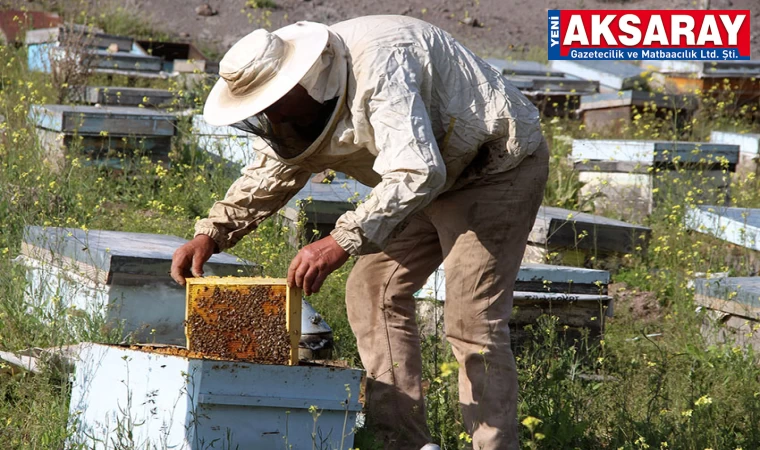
[171,235,217,286]
[288,236,349,296]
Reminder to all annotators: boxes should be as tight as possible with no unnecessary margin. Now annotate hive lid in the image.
[530,206,651,254]
[572,139,739,166]
[417,263,610,301]
[580,90,696,111]
[28,104,177,136]
[518,263,610,286]
[485,59,563,77]
[284,174,373,224]
[192,115,249,137]
[551,60,647,90]
[641,60,760,78]
[21,226,253,284]
[694,276,760,320]
[24,25,132,52]
[685,205,760,252]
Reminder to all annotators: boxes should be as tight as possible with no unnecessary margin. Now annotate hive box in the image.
[486,59,563,77]
[16,226,333,358]
[525,205,651,266]
[710,131,760,178]
[572,139,739,222]
[29,104,177,170]
[137,39,217,74]
[640,60,760,107]
[694,277,760,351]
[192,115,260,167]
[69,86,177,108]
[506,75,600,117]
[416,264,612,344]
[26,26,165,78]
[579,90,694,134]
[281,174,373,246]
[18,226,252,344]
[685,205,760,275]
[550,60,649,91]
[68,343,363,449]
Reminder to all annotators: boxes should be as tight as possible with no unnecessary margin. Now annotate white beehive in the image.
[67,343,364,449]
[572,139,739,222]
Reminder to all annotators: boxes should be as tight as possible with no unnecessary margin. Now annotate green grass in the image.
[2,6,760,450]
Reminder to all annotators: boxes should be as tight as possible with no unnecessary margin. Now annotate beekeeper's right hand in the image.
[171,234,218,286]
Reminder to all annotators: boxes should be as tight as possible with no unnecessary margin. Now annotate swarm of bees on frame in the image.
[186,285,290,364]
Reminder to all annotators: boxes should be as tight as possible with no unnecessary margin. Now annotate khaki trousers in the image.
[345,140,550,450]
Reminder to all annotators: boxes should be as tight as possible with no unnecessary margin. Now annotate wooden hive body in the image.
[17,226,254,344]
[710,131,760,178]
[67,343,363,449]
[572,139,739,222]
[281,174,373,246]
[525,205,651,267]
[685,205,760,275]
[551,60,648,91]
[640,60,760,106]
[694,276,760,351]
[416,263,613,345]
[185,277,301,365]
[579,90,695,134]
[29,104,177,170]
[70,86,177,108]
[191,115,261,167]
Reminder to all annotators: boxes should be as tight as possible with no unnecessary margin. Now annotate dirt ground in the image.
[7,0,760,59]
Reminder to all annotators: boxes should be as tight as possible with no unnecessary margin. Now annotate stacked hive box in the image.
[138,39,218,74]
[526,205,651,267]
[281,173,373,246]
[29,103,177,170]
[550,60,649,92]
[191,115,261,167]
[578,91,695,134]
[685,205,760,275]
[486,58,599,117]
[15,226,334,358]
[694,276,760,351]
[416,263,612,345]
[572,139,739,223]
[710,131,760,178]
[69,85,176,108]
[67,343,364,449]
[26,25,165,78]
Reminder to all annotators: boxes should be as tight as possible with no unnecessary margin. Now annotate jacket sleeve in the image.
[330,47,447,255]
[195,154,312,251]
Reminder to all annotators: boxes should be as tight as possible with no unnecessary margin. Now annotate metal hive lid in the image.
[21,226,254,284]
[572,139,740,166]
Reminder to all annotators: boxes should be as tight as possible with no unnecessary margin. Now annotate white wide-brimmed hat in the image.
[203,21,330,126]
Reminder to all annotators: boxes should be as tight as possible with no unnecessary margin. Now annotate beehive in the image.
[185,277,301,365]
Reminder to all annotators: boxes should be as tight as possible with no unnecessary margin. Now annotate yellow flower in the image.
[521,416,542,432]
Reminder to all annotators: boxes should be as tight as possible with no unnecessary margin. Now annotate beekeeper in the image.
[171,15,549,450]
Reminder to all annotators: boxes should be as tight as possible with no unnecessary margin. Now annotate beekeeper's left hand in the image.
[287,236,350,295]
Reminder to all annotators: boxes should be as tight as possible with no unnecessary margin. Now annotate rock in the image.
[460,16,484,28]
[196,4,217,16]
[179,32,191,39]
[399,7,412,15]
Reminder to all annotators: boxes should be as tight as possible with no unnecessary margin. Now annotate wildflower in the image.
[521,416,542,433]
[695,395,713,407]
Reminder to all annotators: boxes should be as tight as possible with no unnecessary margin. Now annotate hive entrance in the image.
[185,278,301,365]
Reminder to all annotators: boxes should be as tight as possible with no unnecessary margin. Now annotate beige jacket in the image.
[196,15,544,256]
